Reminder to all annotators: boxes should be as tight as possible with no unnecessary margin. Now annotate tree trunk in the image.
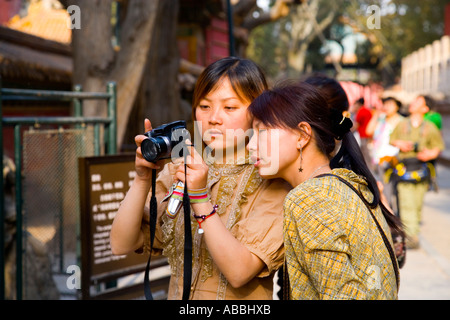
[71,0,115,117]
[288,42,308,75]
[122,0,188,150]
[71,0,162,148]
[286,0,335,75]
[141,0,184,128]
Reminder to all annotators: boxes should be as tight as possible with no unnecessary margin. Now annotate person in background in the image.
[421,94,443,191]
[421,95,442,131]
[352,98,373,168]
[389,95,445,249]
[366,97,404,207]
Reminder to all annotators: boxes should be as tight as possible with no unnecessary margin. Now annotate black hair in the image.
[356,97,365,105]
[192,56,268,119]
[383,96,402,110]
[304,74,349,113]
[420,94,435,110]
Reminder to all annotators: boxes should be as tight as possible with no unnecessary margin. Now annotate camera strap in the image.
[143,169,157,300]
[181,155,193,300]
[144,152,193,300]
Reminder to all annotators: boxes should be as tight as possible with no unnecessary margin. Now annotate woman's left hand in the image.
[174,140,209,190]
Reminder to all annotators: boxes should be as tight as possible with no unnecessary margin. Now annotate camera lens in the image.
[141,137,170,162]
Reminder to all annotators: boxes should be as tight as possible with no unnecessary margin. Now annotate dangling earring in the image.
[298,144,303,172]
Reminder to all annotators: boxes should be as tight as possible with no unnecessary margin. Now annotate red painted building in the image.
[0,0,22,25]
[177,0,230,67]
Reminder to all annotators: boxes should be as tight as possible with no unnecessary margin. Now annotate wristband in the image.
[169,184,209,203]
[193,204,218,234]
[188,187,210,203]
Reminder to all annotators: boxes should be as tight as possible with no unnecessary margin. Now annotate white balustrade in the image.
[402,35,450,98]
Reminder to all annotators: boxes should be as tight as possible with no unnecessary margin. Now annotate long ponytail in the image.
[331,130,404,235]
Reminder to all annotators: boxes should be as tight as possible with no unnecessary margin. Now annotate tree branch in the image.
[241,0,297,31]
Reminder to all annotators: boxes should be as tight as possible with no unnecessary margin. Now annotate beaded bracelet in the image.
[192,204,218,234]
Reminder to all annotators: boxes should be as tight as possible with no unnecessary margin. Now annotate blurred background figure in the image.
[389,96,445,249]
[366,97,404,206]
[421,95,443,131]
[350,98,373,169]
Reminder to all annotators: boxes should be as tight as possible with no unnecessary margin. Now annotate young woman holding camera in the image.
[246,81,403,299]
[110,57,290,300]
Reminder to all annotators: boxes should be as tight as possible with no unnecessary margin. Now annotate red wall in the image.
[205,18,229,66]
[0,0,21,25]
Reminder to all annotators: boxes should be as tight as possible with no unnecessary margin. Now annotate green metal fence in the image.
[0,80,117,300]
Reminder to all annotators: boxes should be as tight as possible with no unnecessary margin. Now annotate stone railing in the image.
[401,35,450,99]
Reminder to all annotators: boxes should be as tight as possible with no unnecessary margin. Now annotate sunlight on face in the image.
[194,77,253,163]
[247,120,299,179]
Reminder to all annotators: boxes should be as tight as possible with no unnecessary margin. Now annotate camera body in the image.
[141,120,188,163]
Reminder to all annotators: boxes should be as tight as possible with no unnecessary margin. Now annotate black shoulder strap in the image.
[181,165,193,300]
[316,173,400,292]
[144,159,193,300]
[144,169,158,300]
[283,261,290,300]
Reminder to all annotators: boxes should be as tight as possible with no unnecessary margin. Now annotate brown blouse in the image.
[138,160,291,300]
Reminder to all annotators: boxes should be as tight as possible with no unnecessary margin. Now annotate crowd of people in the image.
[110,57,445,300]
[349,94,445,249]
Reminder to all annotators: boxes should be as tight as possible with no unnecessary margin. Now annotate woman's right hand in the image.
[134,118,163,182]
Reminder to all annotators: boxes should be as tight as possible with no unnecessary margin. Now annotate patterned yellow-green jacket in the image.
[284,168,398,300]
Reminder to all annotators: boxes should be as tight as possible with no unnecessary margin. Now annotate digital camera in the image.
[141,120,189,163]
